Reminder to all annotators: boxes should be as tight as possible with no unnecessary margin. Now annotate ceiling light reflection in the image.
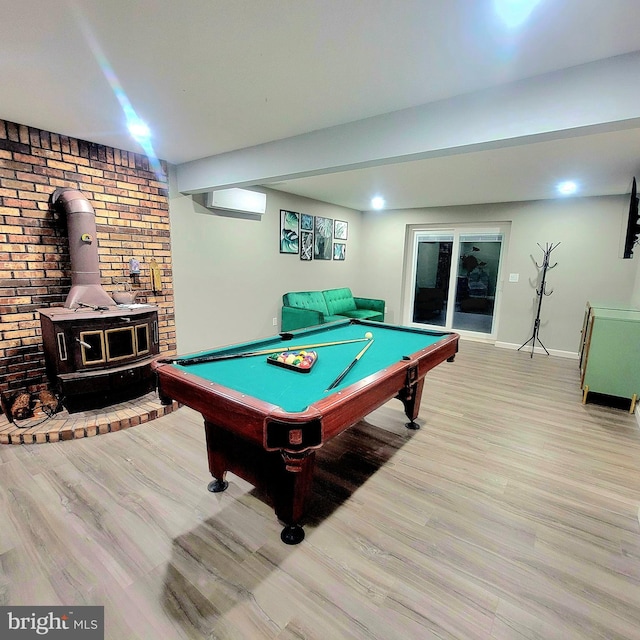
[494,0,542,28]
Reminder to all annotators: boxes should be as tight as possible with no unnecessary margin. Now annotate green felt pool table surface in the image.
[173,321,449,412]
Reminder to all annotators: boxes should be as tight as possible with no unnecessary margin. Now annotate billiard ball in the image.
[365,332,373,339]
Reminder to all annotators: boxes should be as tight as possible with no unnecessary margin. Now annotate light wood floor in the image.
[1,340,640,639]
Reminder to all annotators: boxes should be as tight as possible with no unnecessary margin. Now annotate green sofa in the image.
[281,287,385,332]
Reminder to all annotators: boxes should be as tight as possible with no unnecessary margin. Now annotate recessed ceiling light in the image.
[371,196,385,210]
[557,181,578,196]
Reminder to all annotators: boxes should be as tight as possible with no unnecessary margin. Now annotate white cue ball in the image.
[365,332,373,339]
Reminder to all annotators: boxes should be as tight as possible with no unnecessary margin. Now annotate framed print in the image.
[280,210,299,254]
[334,220,348,240]
[301,213,313,231]
[314,216,333,260]
[333,242,346,261]
[300,231,313,261]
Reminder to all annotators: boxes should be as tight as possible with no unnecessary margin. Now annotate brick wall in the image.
[0,118,176,398]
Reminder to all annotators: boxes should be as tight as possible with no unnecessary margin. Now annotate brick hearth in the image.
[0,392,180,445]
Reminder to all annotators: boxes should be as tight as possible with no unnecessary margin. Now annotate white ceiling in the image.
[2,0,640,210]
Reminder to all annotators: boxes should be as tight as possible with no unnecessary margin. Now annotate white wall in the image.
[168,166,364,353]
[359,196,637,355]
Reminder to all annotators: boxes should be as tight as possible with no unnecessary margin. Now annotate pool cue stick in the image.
[170,337,370,366]
[326,338,374,390]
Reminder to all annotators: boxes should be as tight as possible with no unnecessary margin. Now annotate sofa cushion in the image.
[339,309,383,321]
[323,288,356,315]
[283,291,329,315]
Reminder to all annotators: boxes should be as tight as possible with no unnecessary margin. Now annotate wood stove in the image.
[38,188,160,413]
[39,305,159,412]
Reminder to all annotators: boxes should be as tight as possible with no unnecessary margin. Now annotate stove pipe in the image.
[51,188,116,309]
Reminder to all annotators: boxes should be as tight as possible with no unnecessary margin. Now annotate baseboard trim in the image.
[495,341,579,360]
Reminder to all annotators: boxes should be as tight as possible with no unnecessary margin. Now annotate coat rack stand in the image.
[518,242,560,358]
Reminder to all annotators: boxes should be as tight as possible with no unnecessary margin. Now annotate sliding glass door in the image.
[411,233,453,328]
[407,227,505,336]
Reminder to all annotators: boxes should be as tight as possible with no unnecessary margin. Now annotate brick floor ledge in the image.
[0,392,180,445]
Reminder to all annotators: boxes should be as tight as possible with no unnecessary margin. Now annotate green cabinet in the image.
[580,306,640,412]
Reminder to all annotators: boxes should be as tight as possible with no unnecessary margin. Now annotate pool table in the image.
[152,319,458,544]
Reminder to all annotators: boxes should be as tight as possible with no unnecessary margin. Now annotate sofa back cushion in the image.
[283,291,329,314]
[323,288,356,315]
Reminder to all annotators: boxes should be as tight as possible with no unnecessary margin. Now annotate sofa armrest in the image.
[354,297,385,315]
[281,306,325,332]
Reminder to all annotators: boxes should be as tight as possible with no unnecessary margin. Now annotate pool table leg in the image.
[207,478,229,493]
[275,451,316,545]
[203,420,315,545]
[397,374,425,430]
[204,422,229,493]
